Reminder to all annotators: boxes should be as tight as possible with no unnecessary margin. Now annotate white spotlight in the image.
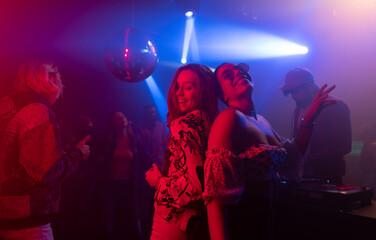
[185,11,194,18]
[301,46,309,54]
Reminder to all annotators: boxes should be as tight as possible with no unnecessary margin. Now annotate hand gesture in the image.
[145,163,164,187]
[303,84,337,125]
[75,135,91,160]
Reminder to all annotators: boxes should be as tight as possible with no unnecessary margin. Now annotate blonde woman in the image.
[0,61,90,240]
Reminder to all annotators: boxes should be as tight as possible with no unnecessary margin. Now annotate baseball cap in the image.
[279,68,314,95]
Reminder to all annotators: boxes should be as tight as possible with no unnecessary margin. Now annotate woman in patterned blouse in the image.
[203,63,337,240]
[145,63,218,240]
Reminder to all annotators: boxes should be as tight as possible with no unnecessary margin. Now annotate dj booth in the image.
[273,180,375,240]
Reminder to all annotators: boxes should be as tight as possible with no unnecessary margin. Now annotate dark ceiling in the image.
[1,0,375,137]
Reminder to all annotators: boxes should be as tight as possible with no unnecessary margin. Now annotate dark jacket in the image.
[0,91,82,229]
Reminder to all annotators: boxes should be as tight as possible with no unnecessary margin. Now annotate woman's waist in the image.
[154,198,204,216]
[154,201,204,232]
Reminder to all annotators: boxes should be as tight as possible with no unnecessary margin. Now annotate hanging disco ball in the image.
[104,27,158,83]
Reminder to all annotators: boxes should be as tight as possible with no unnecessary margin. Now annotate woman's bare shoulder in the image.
[208,107,242,149]
[213,107,242,128]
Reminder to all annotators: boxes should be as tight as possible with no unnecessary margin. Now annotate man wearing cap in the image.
[280,68,352,185]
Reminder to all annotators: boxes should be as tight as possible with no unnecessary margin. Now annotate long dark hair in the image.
[166,63,219,125]
[105,111,135,150]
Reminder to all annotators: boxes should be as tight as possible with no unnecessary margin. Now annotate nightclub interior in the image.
[1,0,376,239]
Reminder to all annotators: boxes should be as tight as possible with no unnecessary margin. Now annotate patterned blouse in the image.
[203,144,286,205]
[153,110,211,231]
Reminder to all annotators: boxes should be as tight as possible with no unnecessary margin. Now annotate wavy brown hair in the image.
[166,64,219,125]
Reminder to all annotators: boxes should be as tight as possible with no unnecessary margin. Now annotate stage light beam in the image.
[145,76,168,122]
[195,23,310,60]
[181,17,195,64]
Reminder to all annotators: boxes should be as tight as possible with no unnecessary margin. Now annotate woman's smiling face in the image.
[175,69,201,114]
[216,63,253,103]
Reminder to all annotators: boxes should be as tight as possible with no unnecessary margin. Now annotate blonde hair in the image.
[14,60,64,100]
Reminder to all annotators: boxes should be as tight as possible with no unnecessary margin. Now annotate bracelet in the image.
[300,118,315,129]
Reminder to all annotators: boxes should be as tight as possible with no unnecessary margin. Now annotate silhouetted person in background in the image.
[53,114,95,240]
[0,60,90,240]
[280,68,352,185]
[135,105,167,240]
[136,105,167,170]
[103,111,139,240]
[359,122,376,198]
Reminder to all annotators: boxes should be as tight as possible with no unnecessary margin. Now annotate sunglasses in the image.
[222,63,252,82]
[289,82,311,95]
[235,63,249,72]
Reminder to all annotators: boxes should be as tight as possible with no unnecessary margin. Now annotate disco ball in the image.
[104,27,158,83]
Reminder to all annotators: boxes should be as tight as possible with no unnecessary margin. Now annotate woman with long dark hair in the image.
[203,63,336,240]
[146,63,218,240]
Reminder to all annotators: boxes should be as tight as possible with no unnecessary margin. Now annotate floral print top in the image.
[203,144,286,205]
[154,110,211,231]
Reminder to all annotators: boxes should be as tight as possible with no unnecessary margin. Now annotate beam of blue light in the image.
[145,76,168,122]
[195,23,309,60]
[158,61,185,68]
[181,17,195,64]
[190,27,200,62]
